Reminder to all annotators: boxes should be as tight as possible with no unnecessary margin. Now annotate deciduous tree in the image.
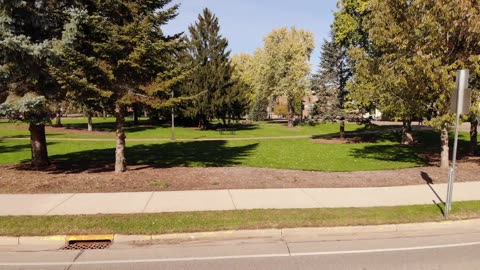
[349,0,480,167]
[254,27,314,127]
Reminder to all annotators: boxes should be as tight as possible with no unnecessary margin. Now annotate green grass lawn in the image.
[0,201,478,236]
[1,117,475,172]
[0,136,427,171]
[0,117,370,139]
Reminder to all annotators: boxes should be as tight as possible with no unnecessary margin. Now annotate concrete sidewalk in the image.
[1,182,480,216]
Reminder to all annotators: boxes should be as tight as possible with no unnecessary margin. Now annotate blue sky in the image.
[163,0,339,69]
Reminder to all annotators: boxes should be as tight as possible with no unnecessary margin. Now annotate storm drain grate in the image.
[62,240,112,250]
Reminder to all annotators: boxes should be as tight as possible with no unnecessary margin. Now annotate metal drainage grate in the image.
[62,240,112,250]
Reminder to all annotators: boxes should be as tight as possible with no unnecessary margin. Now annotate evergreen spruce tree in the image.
[249,94,269,121]
[0,0,84,168]
[52,0,187,172]
[185,8,235,129]
[311,34,350,122]
[227,77,249,123]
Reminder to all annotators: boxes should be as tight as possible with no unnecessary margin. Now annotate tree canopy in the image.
[183,8,237,129]
[347,0,480,165]
[0,0,188,172]
[0,0,86,168]
[253,27,314,127]
[57,0,187,172]
[311,31,351,122]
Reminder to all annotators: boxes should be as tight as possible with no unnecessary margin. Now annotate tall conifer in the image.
[312,33,351,122]
[184,8,234,129]
[0,1,84,168]
[52,0,187,172]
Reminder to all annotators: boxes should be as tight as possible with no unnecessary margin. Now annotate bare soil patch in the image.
[1,157,479,193]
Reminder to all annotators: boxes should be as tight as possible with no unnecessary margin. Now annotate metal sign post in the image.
[445,69,470,218]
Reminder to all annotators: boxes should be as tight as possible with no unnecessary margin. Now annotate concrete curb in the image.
[17,235,67,249]
[114,234,151,243]
[1,218,480,247]
[0,237,18,245]
[67,234,113,242]
[150,229,282,242]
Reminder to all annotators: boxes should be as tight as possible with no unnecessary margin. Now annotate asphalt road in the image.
[2,221,480,269]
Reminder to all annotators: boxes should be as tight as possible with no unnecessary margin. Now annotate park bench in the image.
[217,127,236,135]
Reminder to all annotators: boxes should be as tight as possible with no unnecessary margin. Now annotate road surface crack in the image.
[66,250,84,270]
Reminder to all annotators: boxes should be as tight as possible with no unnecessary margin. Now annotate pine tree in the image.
[52,0,187,172]
[227,78,249,123]
[249,93,269,121]
[0,0,85,168]
[184,8,235,129]
[312,34,351,122]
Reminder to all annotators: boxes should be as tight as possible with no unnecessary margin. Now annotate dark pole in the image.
[171,90,175,141]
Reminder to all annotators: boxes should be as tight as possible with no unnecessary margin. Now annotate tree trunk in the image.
[133,104,139,125]
[470,117,478,154]
[198,115,208,130]
[54,107,62,127]
[401,120,414,145]
[171,107,175,141]
[115,105,127,173]
[268,97,273,120]
[87,113,93,132]
[287,98,294,128]
[440,125,449,168]
[339,120,345,139]
[29,123,49,169]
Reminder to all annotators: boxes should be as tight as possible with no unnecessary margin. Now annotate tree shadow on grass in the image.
[3,141,59,170]
[0,139,60,156]
[415,130,474,157]
[180,122,260,132]
[0,140,33,153]
[209,123,259,131]
[62,121,261,134]
[312,129,403,143]
[41,140,259,174]
[0,135,30,139]
[62,122,122,132]
[349,144,427,165]
[60,118,156,132]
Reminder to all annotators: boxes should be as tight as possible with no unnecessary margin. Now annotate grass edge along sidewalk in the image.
[1,200,480,236]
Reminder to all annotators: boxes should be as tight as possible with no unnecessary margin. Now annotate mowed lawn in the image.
[2,201,480,236]
[0,117,369,139]
[2,118,474,172]
[0,137,427,172]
